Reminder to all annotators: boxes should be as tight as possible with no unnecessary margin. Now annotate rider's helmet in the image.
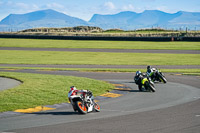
[147,65,151,70]
[70,86,77,91]
[136,71,141,76]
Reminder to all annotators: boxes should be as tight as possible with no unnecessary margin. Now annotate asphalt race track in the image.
[0,69,200,133]
[0,77,21,91]
[0,47,200,133]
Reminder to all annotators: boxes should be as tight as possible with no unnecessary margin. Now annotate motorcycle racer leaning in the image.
[68,86,92,101]
[68,86,100,114]
[68,86,92,111]
[146,65,167,83]
[146,65,156,80]
[134,71,145,91]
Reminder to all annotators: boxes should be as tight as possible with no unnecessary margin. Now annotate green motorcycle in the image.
[147,68,167,83]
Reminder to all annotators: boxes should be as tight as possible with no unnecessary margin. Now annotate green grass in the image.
[0,38,200,50]
[0,72,114,112]
[182,73,200,76]
[1,38,199,113]
[0,50,199,65]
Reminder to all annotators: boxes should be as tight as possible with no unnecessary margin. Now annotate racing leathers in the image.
[134,72,146,91]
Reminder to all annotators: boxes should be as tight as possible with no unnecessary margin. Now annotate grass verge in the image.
[0,38,200,50]
[182,73,200,76]
[0,72,114,112]
[0,50,199,65]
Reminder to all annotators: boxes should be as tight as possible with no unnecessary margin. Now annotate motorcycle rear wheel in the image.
[75,101,87,114]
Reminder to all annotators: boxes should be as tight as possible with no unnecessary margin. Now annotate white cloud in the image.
[122,4,134,11]
[15,3,29,9]
[0,1,13,7]
[104,2,115,10]
[13,3,41,13]
[46,3,65,9]
[156,6,172,13]
[32,4,39,10]
[91,3,136,16]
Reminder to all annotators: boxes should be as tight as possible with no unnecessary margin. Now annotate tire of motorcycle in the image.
[94,102,100,112]
[138,85,143,91]
[149,83,156,92]
[144,82,150,92]
[75,101,87,114]
[72,105,77,112]
[158,73,167,83]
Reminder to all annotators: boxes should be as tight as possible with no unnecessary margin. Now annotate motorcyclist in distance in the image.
[146,65,156,80]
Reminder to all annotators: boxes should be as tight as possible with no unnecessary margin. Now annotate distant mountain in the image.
[89,11,139,30]
[0,9,89,31]
[89,10,200,30]
[0,9,200,31]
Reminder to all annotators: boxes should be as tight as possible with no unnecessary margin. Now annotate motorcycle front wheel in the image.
[94,102,100,112]
[158,73,167,83]
[149,83,156,92]
[145,82,156,92]
[75,101,87,114]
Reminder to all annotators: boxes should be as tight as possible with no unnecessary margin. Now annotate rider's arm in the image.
[78,90,91,95]
[79,90,88,93]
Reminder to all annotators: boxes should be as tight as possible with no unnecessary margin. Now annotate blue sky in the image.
[0,0,200,21]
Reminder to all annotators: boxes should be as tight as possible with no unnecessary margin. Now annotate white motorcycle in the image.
[68,88,100,114]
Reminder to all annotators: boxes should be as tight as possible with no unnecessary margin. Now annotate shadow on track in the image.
[31,111,78,116]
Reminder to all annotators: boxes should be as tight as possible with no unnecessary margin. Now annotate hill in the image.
[89,10,200,30]
[0,9,89,31]
[0,9,200,31]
